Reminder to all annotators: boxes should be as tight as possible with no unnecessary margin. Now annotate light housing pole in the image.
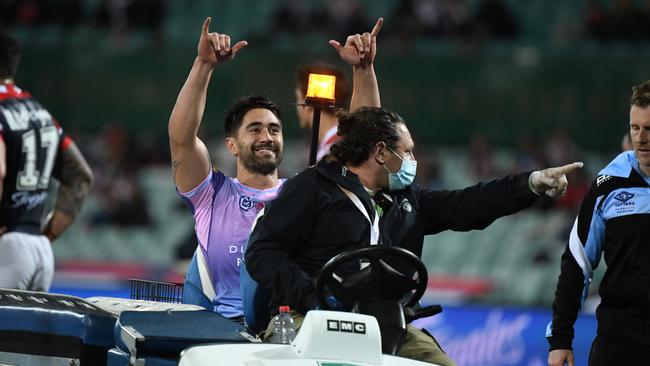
[303,73,336,166]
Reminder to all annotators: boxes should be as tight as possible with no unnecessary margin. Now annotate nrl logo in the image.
[239,196,253,211]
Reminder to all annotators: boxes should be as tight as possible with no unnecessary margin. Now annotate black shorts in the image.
[589,334,650,366]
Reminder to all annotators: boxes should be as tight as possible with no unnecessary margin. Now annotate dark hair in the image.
[0,29,20,78]
[224,95,282,137]
[631,80,650,108]
[296,63,349,110]
[330,107,405,166]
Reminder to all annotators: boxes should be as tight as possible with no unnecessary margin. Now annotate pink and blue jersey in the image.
[179,170,284,318]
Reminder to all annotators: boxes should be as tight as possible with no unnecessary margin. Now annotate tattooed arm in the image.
[168,53,213,192]
[168,17,247,192]
[42,141,92,242]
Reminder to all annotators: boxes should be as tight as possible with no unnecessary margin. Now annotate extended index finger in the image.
[371,17,383,37]
[552,162,584,176]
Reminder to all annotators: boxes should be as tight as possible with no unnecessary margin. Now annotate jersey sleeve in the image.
[178,170,226,250]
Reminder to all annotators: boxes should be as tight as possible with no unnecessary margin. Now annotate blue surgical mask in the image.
[383,148,417,191]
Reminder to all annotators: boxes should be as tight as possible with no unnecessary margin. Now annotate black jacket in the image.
[548,151,650,350]
[245,159,538,314]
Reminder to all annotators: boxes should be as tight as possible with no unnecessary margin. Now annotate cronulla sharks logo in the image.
[612,190,636,215]
[613,191,635,203]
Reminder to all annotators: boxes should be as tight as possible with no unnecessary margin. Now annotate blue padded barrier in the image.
[114,310,250,359]
[0,289,117,365]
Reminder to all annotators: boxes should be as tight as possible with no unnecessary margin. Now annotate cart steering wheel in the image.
[314,246,428,310]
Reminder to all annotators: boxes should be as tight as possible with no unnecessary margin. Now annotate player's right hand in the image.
[197,17,248,66]
[548,349,574,366]
[529,161,583,197]
[329,17,383,68]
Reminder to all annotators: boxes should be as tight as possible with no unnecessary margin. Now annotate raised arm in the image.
[42,141,93,242]
[330,18,383,112]
[168,17,247,192]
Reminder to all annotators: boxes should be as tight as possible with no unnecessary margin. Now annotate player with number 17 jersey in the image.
[0,83,71,234]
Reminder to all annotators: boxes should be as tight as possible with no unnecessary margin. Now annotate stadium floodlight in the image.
[304,73,336,166]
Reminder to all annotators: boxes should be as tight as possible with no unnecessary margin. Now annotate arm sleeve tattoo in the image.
[55,142,93,218]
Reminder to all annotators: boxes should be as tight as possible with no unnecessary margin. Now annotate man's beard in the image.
[240,142,283,175]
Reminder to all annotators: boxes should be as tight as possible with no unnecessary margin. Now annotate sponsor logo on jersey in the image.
[326,319,366,334]
[11,191,47,209]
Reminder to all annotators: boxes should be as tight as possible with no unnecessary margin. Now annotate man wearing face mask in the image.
[246,107,582,365]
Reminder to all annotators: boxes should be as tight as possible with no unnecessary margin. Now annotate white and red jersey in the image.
[316,125,340,161]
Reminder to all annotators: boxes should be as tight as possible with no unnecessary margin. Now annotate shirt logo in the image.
[400,198,412,213]
[239,195,253,211]
[613,191,635,203]
[239,195,264,211]
[597,175,612,187]
[11,191,47,209]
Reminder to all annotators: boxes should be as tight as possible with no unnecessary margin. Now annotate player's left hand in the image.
[529,162,583,198]
[329,17,383,68]
[41,210,72,243]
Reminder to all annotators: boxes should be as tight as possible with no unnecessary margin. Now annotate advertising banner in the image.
[414,305,596,366]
